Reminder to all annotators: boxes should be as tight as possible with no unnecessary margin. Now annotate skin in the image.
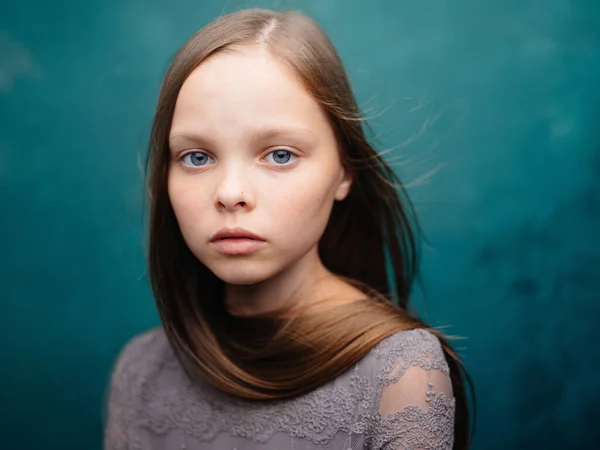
[168,45,363,316]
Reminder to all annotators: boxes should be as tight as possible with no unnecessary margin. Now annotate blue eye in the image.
[181,151,213,167]
[265,149,297,165]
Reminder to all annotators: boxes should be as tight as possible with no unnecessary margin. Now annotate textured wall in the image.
[1,0,598,449]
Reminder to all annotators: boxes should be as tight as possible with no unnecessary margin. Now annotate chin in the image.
[207,262,278,286]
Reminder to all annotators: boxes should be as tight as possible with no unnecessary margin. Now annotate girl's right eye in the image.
[180,151,214,168]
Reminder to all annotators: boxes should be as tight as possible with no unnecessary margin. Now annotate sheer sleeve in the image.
[368,330,456,450]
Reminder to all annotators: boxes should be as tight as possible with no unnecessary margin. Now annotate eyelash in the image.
[263,148,298,166]
[179,151,214,168]
[178,148,299,168]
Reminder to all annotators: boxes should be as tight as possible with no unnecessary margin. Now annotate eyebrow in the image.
[169,126,316,148]
[249,126,316,141]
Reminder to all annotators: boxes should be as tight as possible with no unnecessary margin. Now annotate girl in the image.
[104,8,474,450]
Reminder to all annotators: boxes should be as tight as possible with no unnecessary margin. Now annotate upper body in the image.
[111,7,472,450]
[104,327,455,450]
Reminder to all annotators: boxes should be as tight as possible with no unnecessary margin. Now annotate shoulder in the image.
[108,327,174,396]
[112,327,169,370]
[363,329,456,449]
[366,328,449,379]
[103,327,175,448]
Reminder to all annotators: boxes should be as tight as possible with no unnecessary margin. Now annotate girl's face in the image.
[168,45,351,286]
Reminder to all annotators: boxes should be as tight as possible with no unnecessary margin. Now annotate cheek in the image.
[261,174,337,238]
[168,176,210,233]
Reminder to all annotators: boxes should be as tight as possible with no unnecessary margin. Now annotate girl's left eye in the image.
[264,149,297,165]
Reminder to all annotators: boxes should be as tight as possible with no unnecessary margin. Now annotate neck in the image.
[224,247,334,317]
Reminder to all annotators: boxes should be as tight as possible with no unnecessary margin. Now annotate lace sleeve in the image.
[368,329,456,450]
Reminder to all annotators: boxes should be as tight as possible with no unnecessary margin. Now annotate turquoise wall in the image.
[1,0,598,448]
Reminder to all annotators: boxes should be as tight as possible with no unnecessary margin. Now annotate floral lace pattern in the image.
[366,395,455,450]
[104,328,455,450]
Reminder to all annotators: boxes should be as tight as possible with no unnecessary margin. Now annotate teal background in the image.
[1,0,599,448]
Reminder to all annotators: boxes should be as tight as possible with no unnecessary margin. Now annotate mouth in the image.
[210,227,265,242]
[210,228,266,255]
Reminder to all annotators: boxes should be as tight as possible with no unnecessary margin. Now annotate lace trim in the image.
[137,362,375,443]
[110,328,453,446]
[366,394,455,450]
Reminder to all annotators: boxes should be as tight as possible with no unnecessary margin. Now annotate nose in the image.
[214,168,255,212]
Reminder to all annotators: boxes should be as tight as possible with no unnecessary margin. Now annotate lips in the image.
[210,227,266,255]
[210,227,265,242]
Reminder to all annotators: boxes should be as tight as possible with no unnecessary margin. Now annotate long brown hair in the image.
[145,8,474,449]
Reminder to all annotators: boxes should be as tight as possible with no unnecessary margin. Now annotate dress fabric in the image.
[104,327,456,450]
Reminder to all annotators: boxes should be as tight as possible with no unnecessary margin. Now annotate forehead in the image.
[171,45,329,134]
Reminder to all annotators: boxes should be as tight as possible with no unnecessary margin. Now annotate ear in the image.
[334,167,352,201]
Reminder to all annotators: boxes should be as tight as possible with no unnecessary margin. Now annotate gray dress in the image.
[104,328,455,450]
